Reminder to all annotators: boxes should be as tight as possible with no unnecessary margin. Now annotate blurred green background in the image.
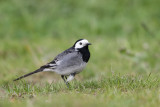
[0,0,160,107]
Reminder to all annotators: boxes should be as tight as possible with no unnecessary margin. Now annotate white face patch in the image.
[74,39,90,49]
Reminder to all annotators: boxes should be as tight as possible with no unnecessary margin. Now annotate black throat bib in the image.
[78,46,90,63]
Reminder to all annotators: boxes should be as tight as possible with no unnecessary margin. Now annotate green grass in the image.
[1,74,160,107]
[0,0,160,107]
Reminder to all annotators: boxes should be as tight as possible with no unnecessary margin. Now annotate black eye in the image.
[79,42,82,45]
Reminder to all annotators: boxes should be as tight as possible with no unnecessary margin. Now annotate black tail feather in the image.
[13,68,43,81]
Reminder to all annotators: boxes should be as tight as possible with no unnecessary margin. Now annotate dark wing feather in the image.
[52,47,75,63]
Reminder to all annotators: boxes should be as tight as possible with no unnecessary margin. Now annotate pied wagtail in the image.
[14,39,91,87]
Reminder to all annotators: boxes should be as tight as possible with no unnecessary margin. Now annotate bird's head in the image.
[73,39,91,49]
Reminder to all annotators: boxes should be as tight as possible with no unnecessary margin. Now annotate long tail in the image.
[13,68,43,81]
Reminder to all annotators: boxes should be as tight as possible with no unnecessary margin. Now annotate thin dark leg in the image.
[61,75,66,82]
[65,76,67,80]
[61,75,69,88]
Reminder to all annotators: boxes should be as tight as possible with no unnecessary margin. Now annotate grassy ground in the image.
[0,0,160,107]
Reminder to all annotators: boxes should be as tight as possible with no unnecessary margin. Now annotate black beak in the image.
[87,43,92,45]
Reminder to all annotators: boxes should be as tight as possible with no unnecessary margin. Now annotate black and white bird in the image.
[14,39,91,87]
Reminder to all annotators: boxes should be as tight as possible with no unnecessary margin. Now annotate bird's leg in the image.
[65,76,67,80]
[61,75,66,82]
[66,73,75,83]
[61,75,70,88]
[61,73,75,88]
